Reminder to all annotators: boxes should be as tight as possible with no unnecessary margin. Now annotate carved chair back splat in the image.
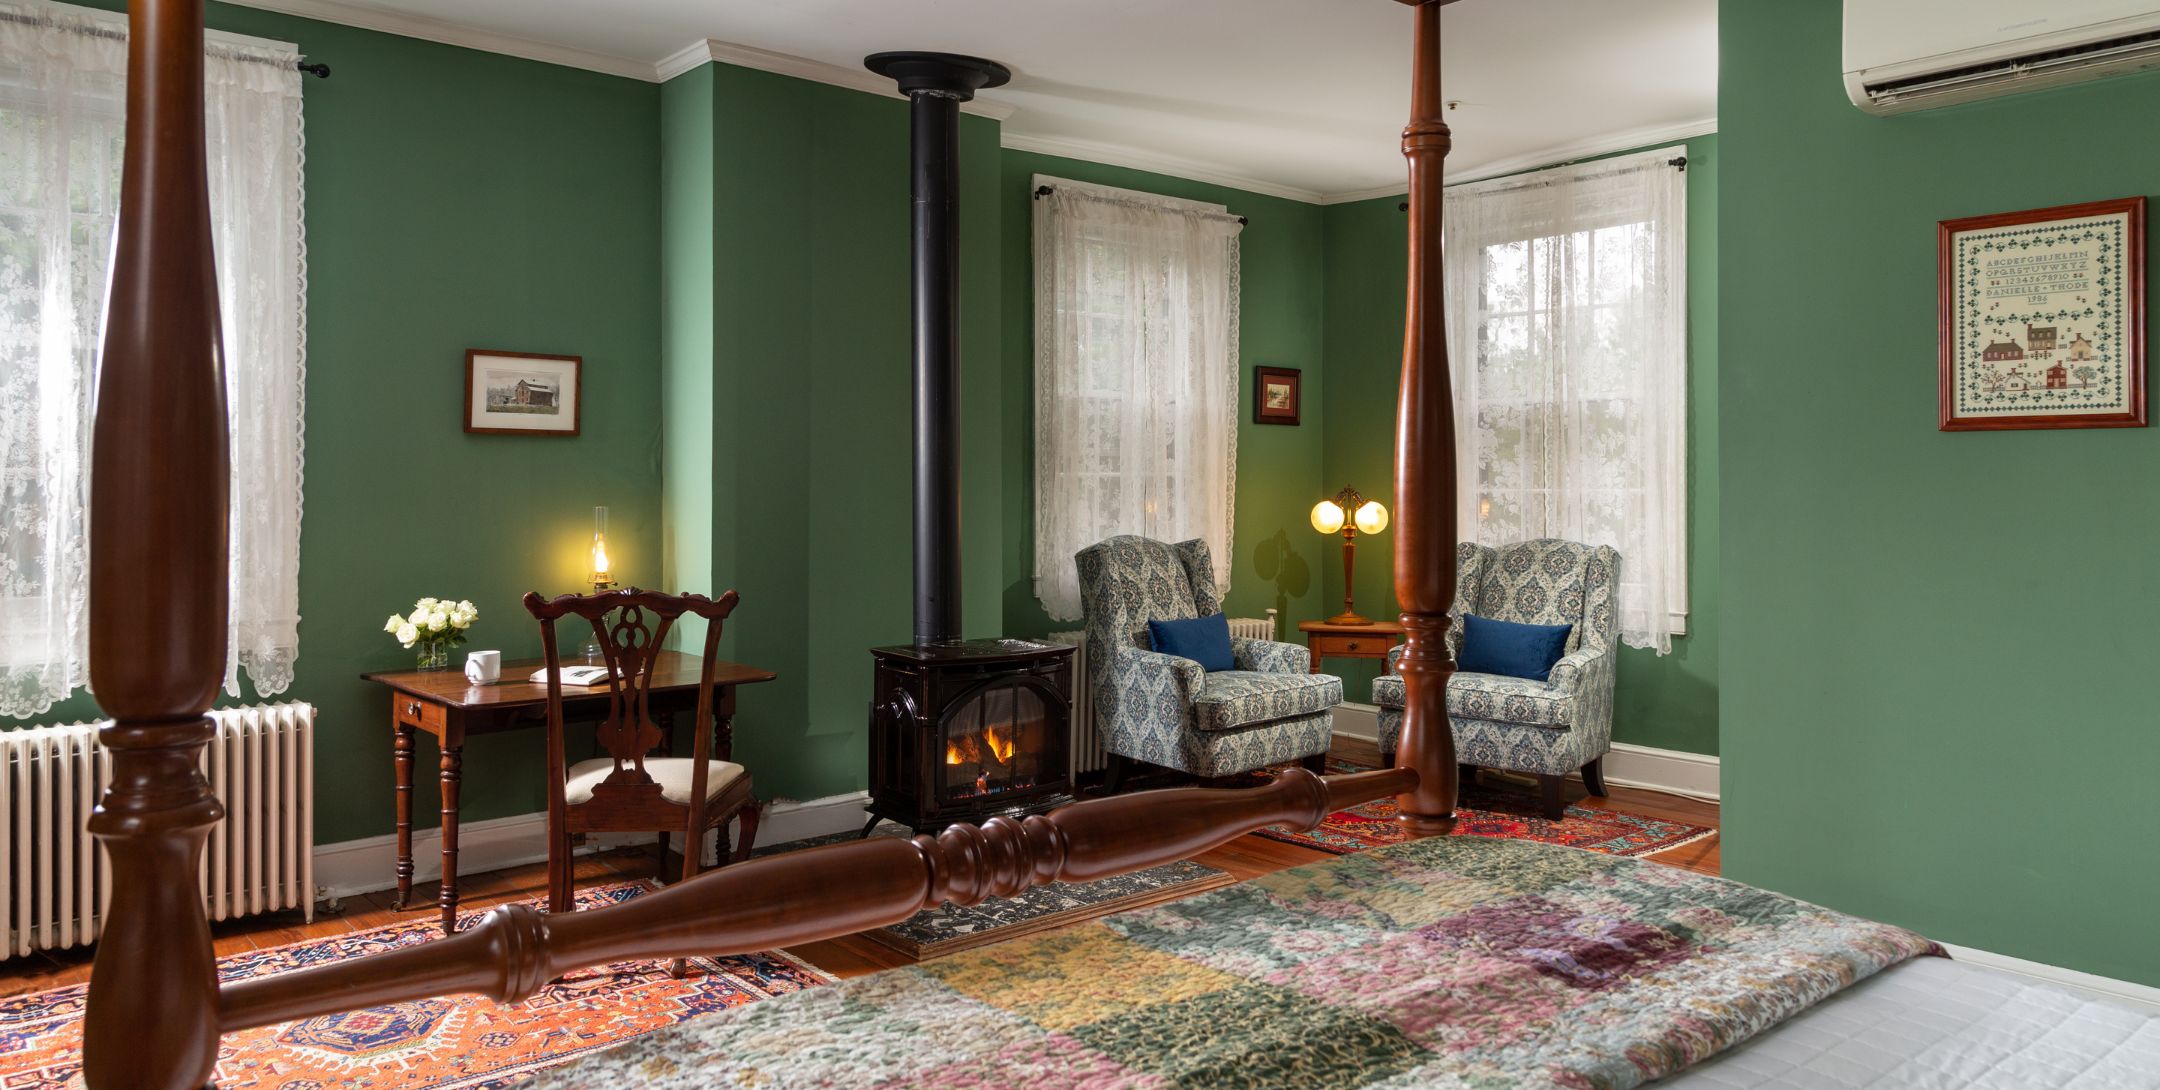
[525,588,763,936]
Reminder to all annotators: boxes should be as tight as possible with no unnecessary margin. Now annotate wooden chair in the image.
[524,587,762,965]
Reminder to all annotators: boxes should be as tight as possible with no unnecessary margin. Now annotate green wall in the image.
[662,64,1005,804]
[1722,0,2160,985]
[13,1,664,845]
[1318,137,1722,756]
[997,152,1333,643]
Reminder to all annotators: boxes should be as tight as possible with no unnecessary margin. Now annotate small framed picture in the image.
[1253,366,1302,426]
[464,350,582,436]
[1939,197,2146,431]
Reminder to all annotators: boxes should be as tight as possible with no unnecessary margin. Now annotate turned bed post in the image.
[82,0,231,1087]
[1392,0,1461,831]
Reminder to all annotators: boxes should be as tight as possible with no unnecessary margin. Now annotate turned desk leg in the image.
[391,719,414,910]
[438,743,463,934]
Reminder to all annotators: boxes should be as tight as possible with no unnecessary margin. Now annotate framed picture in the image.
[1253,366,1302,426]
[464,350,583,436]
[1939,197,2145,431]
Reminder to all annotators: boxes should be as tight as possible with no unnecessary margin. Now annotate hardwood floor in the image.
[0,737,1718,995]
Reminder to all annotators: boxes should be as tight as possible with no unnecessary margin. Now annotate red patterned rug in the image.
[0,882,829,1089]
[1254,761,1718,858]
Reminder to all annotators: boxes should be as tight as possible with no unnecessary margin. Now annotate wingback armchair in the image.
[1077,536,1341,789]
[1372,539,1620,819]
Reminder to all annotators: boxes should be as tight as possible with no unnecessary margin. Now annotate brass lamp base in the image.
[1325,612,1375,626]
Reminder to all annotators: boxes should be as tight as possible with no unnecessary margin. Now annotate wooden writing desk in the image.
[361,650,777,932]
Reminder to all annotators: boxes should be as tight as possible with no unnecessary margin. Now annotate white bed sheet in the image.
[1656,956,2160,1088]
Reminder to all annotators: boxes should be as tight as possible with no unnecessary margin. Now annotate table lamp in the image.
[1310,485,1390,625]
[582,505,616,663]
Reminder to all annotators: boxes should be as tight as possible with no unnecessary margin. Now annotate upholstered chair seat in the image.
[1371,538,1620,818]
[1077,535,1341,787]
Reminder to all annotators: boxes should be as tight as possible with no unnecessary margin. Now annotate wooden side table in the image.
[1296,619,1406,673]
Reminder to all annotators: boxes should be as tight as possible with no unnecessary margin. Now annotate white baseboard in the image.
[312,792,875,901]
[1587,742,1719,801]
[1333,712,1719,802]
[1331,702,1380,743]
[1940,942,2160,1015]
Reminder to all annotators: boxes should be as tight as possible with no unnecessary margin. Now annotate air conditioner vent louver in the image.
[1846,2,2160,116]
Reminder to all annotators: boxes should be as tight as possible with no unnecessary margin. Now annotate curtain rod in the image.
[1034,184,1248,227]
[0,9,327,77]
[1399,155,1685,211]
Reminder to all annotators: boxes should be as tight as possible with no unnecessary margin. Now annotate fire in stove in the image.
[942,714,1043,800]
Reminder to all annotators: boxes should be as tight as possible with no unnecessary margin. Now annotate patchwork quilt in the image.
[523,838,1937,1090]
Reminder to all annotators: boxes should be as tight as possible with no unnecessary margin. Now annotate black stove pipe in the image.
[866,51,1011,646]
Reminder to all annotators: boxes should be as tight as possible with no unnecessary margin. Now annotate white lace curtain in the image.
[1032,175,1242,621]
[1444,147,1688,653]
[0,0,306,716]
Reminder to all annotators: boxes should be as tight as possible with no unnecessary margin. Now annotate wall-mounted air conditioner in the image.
[1845,1,2160,115]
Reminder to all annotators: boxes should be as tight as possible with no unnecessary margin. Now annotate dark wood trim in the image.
[215,766,1416,1031]
[463,348,585,437]
[1391,0,1460,833]
[1938,196,2147,431]
[1252,365,1302,425]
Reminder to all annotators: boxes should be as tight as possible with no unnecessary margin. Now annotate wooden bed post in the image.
[1392,0,1461,832]
[82,0,231,1087]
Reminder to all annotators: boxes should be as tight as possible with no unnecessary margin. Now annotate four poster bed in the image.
[66,1,2157,1088]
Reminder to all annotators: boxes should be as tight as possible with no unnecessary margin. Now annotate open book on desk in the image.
[529,665,620,687]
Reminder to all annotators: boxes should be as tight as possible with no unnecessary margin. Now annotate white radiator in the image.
[1054,613,1276,775]
[2,702,315,957]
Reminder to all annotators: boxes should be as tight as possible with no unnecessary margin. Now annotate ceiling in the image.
[240,0,1718,202]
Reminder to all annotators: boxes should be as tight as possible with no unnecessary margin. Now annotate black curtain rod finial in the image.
[297,60,330,79]
[1669,155,1688,171]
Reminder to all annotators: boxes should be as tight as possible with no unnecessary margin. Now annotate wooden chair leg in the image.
[667,825,703,980]
[1537,774,1568,821]
[1380,749,1396,769]
[733,803,762,865]
[1104,753,1133,796]
[1582,758,1608,797]
[1300,752,1328,775]
[655,831,671,880]
[548,832,574,914]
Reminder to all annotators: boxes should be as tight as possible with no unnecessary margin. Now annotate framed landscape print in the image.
[464,350,582,436]
[1939,197,2145,431]
[1253,366,1302,425]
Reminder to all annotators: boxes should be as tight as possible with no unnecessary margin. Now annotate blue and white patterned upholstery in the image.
[1076,536,1339,777]
[1371,539,1619,778]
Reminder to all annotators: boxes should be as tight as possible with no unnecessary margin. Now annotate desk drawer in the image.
[1311,633,1392,659]
[393,693,446,733]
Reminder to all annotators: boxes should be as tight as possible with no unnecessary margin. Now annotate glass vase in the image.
[415,639,451,672]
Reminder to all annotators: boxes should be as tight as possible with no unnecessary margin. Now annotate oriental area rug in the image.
[0,882,830,1090]
[1252,759,1718,858]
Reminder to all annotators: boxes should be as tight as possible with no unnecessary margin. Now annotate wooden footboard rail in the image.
[219,766,1414,1031]
[80,1,1458,1087]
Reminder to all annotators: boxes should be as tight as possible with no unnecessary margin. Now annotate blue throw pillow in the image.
[1456,613,1572,682]
[1146,613,1236,672]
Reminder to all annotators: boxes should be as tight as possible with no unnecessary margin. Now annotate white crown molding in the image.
[220,0,656,80]
[1441,116,1718,188]
[1001,131,1328,205]
[657,39,1016,120]
[1313,116,1719,204]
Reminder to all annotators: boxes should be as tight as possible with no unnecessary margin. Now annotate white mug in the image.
[464,649,502,685]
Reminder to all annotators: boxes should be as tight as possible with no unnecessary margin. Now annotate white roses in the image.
[385,597,478,649]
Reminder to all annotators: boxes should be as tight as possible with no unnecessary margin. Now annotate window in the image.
[1444,148,1688,652]
[0,0,306,715]
[1031,176,1242,622]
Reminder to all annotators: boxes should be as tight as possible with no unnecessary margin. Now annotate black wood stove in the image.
[860,51,1074,835]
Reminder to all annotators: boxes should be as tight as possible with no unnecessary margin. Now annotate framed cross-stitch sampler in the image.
[1938,196,2145,431]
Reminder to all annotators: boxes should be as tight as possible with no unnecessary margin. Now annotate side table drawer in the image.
[393,694,446,733]
[1310,634,1389,658]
